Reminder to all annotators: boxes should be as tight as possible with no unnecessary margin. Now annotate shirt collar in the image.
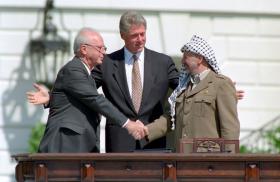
[124,47,144,64]
[78,57,91,75]
[190,69,210,85]
[199,69,210,80]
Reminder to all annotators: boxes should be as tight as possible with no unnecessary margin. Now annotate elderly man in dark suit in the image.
[36,28,145,153]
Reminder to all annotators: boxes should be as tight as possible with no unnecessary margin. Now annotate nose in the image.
[135,34,140,41]
[100,51,105,57]
[99,48,106,55]
[137,34,145,41]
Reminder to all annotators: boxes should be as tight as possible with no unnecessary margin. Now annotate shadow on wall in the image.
[2,44,46,154]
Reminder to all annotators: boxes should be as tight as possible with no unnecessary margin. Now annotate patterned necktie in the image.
[132,55,142,113]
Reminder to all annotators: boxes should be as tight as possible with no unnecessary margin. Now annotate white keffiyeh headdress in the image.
[168,35,221,130]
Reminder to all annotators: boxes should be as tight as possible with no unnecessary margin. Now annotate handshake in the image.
[124,120,149,140]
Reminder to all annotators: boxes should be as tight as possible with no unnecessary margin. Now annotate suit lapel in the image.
[73,57,97,87]
[140,48,155,113]
[111,49,135,112]
[73,57,90,76]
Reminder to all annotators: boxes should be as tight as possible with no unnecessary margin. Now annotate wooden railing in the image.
[12,153,280,182]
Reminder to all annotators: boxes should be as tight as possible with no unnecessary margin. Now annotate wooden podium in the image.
[179,138,240,153]
[12,153,280,182]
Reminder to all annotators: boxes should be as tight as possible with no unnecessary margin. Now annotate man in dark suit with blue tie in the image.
[37,28,146,153]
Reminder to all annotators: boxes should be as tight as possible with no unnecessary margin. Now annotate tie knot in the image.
[132,54,138,61]
[190,74,200,84]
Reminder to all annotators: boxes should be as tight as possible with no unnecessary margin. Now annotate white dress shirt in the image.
[81,62,91,75]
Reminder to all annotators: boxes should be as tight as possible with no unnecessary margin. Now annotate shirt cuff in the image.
[122,119,130,128]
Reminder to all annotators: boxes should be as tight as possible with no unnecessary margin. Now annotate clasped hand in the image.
[125,120,149,140]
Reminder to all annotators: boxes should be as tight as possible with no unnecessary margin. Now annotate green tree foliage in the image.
[240,126,280,153]
[266,126,280,153]
[28,122,46,153]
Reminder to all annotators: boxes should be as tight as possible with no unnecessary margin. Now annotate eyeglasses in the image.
[84,44,107,53]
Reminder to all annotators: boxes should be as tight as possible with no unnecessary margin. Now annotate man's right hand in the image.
[124,120,147,140]
[26,83,50,105]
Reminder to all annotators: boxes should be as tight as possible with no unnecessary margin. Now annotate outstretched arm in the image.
[144,115,169,142]
[26,83,50,105]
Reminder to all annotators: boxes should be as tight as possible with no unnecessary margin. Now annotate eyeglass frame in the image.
[83,43,107,53]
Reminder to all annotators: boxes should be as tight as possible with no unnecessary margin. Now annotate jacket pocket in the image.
[193,96,213,117]
[175,97,183,103]
[60,122,85,135]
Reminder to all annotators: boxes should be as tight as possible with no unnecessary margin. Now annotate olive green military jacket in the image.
[147,70,240,153]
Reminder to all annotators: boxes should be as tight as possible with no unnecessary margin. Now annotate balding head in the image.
[73,28,102,55]
[73,28,106,69]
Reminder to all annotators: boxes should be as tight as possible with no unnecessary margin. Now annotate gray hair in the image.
[119,11,147,33]
[73,27,97,54]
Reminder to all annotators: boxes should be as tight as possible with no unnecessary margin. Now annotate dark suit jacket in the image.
[92,47,179,152]
[38,57,127,153]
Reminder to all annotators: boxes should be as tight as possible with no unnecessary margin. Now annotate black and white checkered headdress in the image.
[181,35,221,74]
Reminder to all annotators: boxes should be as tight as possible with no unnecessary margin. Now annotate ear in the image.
[80,45,87,55]
[197,56,204,64]
[120,32,125,40]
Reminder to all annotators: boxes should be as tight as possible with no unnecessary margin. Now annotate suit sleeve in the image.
[216,78,240,140]
[167,57,179,90]
[146,115,169,142]
[62,66,127,127]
